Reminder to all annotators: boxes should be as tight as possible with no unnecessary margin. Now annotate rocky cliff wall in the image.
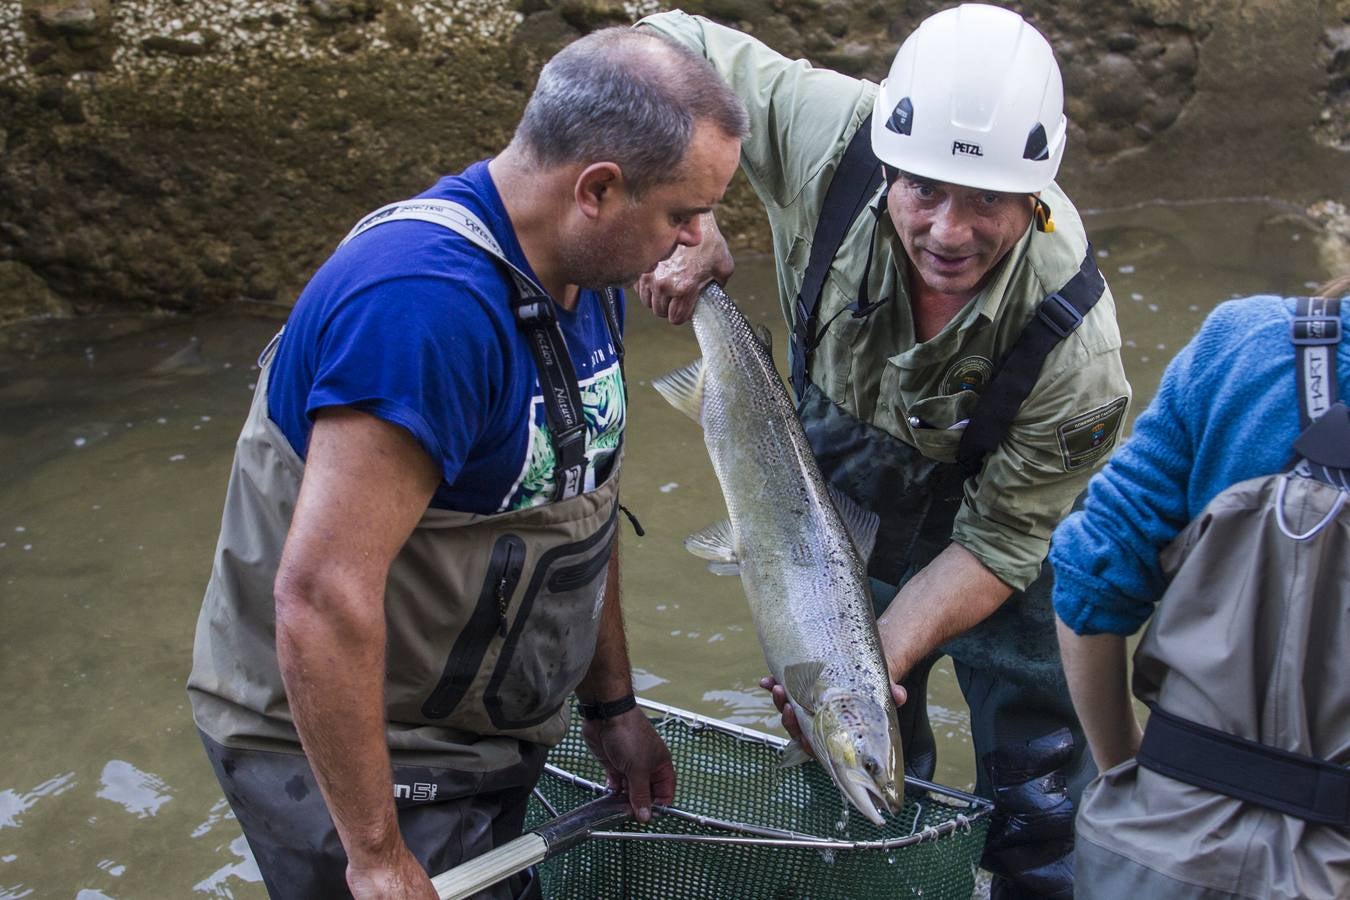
[1,0,1346,322]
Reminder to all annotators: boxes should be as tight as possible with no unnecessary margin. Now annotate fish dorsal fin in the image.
[783,660,826,716]
[685,520,739,575]
[754,324,773,351]
[828,486,880,563]
[652,358,706,425]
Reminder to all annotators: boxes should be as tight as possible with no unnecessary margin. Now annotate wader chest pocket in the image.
[420,534,526,721]
[547,546,612,592]
[485,518,617,730]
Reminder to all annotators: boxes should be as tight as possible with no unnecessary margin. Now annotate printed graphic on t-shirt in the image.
[504,360,625,510]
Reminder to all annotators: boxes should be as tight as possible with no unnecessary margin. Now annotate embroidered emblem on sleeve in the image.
[1057,396,1128,470]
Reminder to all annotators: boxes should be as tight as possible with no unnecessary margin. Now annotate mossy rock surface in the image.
[1,0,1346,319]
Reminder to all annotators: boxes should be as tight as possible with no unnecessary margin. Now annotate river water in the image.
[0,198,1333,898]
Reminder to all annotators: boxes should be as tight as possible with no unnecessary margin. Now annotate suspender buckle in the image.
[552,422,588,500]
[554,421,587,462]
[1038,292,1084,338]
[793,294,817,336]
[1292,315,1341,345]
[790,293,820,400]
[514,296,556,326]
[789,341,807,400]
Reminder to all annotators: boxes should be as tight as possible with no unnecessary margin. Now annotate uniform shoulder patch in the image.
[1057,397,1128,470]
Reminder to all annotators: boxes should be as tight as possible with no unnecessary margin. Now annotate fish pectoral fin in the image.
[779,740,812,769]
[685,520,738,563]
[783,661,826,716]
[705,562,741,576]
[652,358,706,425]
[827,486,880,564]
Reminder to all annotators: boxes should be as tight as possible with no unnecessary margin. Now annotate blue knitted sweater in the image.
[1051,294,1350,636]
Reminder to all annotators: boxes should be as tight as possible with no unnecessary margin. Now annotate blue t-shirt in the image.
[267,160,626,514]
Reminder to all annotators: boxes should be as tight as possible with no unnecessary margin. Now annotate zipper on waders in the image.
[421,533,526,720]
[546,542,614,593]
[496,543,517,637]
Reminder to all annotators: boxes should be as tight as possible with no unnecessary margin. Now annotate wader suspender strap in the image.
[510,285,589,501]
[955,249,1106,478]
[340,199,622,502]
[1138,704,1350,827]
[790,113,883,401]
[1290,296,1349,492]
[600,287,625,370]
[1293,296,1341,428]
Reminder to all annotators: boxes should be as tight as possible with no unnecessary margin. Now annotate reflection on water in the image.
[0,199,1333,896]
[96,761,173,820]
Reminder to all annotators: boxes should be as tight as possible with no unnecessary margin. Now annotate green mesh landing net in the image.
[524,700,992,899]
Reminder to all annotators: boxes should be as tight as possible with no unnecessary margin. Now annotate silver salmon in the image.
[653,283,903,825]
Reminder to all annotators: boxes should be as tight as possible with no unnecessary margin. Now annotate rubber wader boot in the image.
[981,728,1076,900]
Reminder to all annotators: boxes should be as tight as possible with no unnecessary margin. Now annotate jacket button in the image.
[907,416,921,427]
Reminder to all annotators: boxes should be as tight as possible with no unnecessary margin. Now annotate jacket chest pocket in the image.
[482,525,616,730]
[901,392,980,464]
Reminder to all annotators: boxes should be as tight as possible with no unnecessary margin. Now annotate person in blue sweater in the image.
[1050,276,1350,897]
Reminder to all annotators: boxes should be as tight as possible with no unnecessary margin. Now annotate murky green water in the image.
[0,199,1332,897]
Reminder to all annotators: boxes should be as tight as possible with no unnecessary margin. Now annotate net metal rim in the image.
[532,696,994,851]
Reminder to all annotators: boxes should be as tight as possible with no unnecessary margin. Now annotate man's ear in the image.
[575,162,624,220]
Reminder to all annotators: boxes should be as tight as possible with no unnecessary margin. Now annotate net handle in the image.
[431,793,632,900]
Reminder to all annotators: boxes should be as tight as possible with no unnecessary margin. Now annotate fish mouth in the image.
[841,769,895,827]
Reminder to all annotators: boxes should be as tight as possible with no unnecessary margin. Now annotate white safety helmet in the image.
[871,3,1067,194]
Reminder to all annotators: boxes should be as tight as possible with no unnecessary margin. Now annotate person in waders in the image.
[637,5,1131,897]
[1052,276,1350,899]
[185,29,748,900]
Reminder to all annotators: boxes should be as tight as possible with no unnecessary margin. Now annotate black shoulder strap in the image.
[955,247,1107,478]
[1290,296,1349,484]
[600,286,625,369]
[510,280,588,502]
[790,113,883,400]
[600,285,627,404]
[1293,296,1341,428]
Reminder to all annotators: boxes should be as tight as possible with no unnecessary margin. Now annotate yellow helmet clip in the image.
[1034,197,1055,233]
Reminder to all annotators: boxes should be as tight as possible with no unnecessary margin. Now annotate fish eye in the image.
[863,756,879,776]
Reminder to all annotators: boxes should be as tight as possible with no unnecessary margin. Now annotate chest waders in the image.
[1075,298,1350,900]
[187,200,624,900]
[790,117,1103,899]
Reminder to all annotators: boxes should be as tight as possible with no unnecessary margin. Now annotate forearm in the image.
[575,536,634,703]
[574,533,676,820]
[1055,618,1141,769]
[875,542,1013,681]
[276,584,402,866]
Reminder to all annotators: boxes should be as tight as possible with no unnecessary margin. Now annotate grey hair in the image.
[512,27,749,196]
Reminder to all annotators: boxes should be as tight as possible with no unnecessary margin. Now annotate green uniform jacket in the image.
[642,11,1132,590]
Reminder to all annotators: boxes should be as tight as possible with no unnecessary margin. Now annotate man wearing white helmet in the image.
[639,6,1130,897]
